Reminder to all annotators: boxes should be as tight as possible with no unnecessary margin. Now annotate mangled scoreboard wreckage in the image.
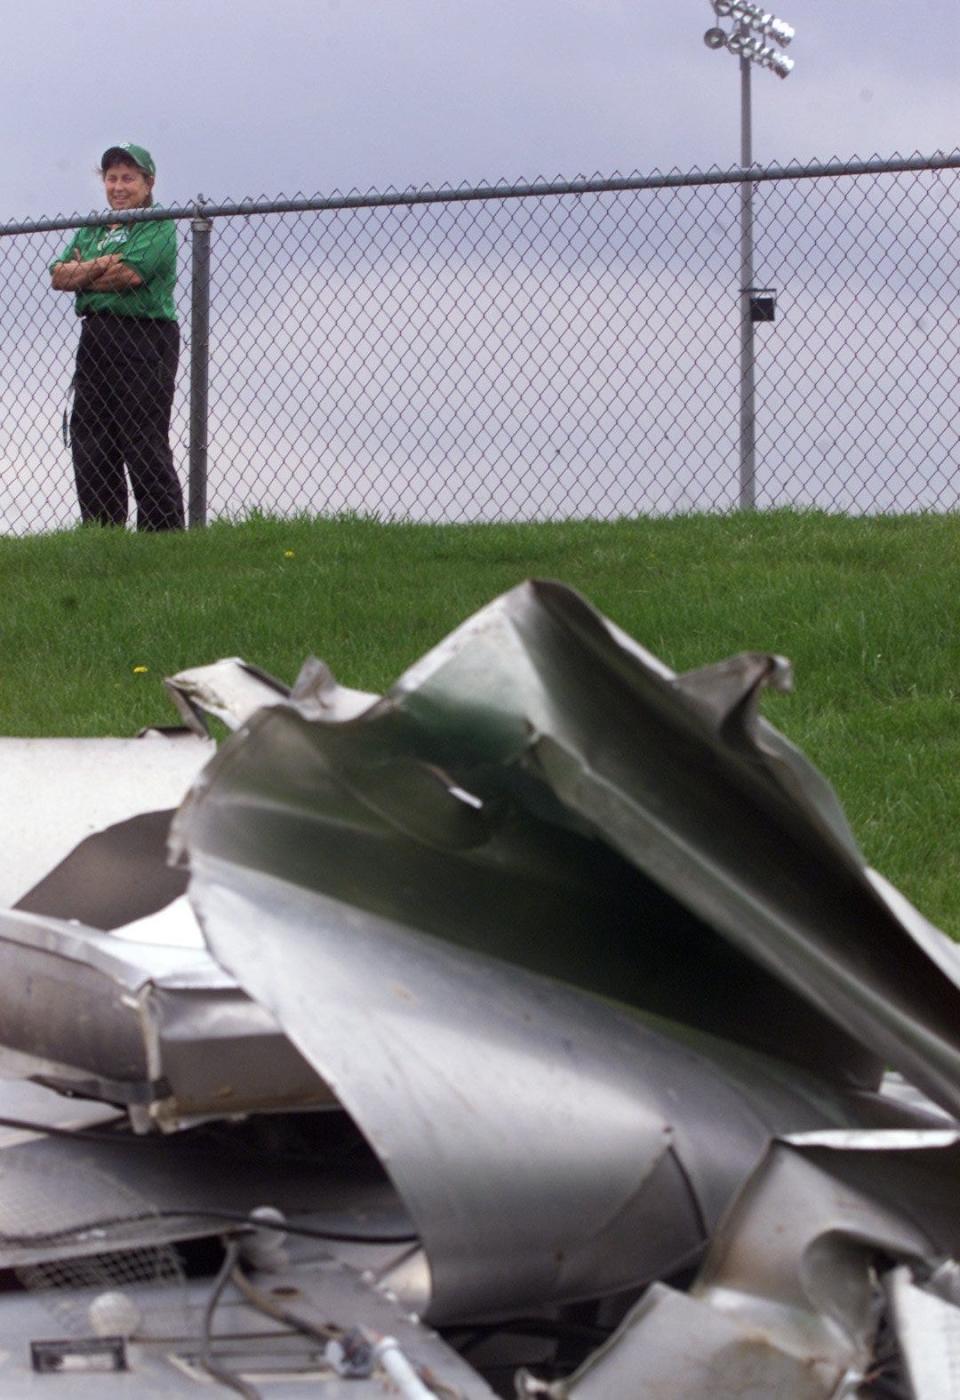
[1,580,960,1397]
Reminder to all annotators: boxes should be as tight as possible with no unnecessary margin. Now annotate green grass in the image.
[4,509,960,934]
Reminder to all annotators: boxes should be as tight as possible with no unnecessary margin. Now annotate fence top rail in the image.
[3,149,958,239]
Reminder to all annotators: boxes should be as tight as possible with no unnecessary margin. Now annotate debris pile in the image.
[1,580,959,1397]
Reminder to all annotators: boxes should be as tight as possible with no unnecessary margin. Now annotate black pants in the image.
[71,314,185,531]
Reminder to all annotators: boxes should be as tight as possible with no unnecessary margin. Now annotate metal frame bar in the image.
[2,153,958,238]
[188,217,212,529]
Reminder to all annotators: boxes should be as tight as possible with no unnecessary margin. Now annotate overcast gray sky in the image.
[6,0,959,220]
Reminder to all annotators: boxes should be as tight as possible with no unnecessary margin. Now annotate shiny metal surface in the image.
[0,909,333,1124]
[171,580,960,1322]
[187,858,886,1321]
[166,655,376,736]
[545,1130,960,1397]
[6,579,960,1391]
[694,1130,960,1367]
[887,1265,960,1399]
[174,582,960,1109]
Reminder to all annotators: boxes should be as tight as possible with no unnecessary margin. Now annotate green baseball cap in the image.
[101,143,156,177]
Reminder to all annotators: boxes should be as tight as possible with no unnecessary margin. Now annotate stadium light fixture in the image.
[703,0,796,509]
[714,0,795,49]
[704,24,793,77]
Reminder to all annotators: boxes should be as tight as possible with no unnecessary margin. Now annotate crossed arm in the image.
[50,249,143,293]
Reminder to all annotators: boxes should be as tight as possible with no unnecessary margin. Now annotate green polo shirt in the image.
[52,218,178,321]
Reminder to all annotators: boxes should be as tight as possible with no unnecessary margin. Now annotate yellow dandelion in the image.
[132,665,149,674]
[283,549,295,559]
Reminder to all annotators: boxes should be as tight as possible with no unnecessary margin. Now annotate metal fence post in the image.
[738,51,757,512]
[188,210,212,528]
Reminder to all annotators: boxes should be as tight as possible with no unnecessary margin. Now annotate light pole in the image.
[704,1,795,510]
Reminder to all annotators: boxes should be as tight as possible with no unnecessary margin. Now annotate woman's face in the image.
[103,161,154,210]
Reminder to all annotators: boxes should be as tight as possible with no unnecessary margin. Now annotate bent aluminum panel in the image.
[545,1282,834,1399]
[0,910,333,1121]
[171,671,880,1092]
[887,1265,960,1399]
[174,580,960,1109]
[163,656,292,735]
[170,580,960,1322]
[184,861,704,1319]
[550,1131,960,1399]
[182,855,942,1323]
[691,1131,960,1368]
[164,655,377,736]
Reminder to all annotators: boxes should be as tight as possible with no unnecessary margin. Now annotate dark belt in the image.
[81,311,167,323]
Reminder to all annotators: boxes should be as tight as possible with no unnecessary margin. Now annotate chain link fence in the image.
[2,152,958,534]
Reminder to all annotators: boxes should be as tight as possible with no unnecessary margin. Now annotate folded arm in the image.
[50,251,143,293]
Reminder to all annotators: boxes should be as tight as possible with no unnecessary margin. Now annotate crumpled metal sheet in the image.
[0,908,333,1126]
[541,1129,960,1398]
[165,655,376,736]
[6,576,960,1385]
[173,581,960,1107]
[0,723,334,1127]
[692,1128,960,1380]
[171,859,934,1322]
[524,1284,835,1399]
[168,579,960,1322]
[887,1263,960,1399]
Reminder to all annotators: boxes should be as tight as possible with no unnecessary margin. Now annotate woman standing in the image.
[50,144,184,531]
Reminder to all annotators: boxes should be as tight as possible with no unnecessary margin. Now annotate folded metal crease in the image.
[167,580,960,1322]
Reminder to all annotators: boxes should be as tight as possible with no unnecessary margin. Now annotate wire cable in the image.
[200,1239,262,1399]
[0,1207,417,1248]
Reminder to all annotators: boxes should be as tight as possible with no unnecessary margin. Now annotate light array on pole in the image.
[714,0,795,48]
[704,0,795,79]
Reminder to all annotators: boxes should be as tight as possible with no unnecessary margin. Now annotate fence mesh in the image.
[2,155,958,534]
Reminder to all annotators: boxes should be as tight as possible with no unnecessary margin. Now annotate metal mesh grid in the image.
[204,182,743,523]
[1,1151,188,1339]
[1,155,958,534]
[754,164,960,512]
